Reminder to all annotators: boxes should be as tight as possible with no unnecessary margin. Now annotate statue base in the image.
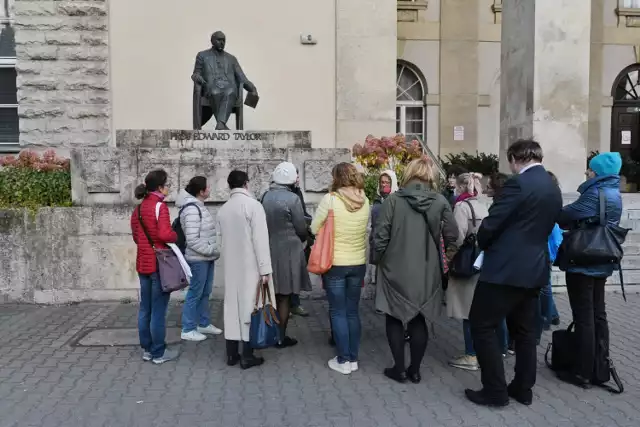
[70,130,350,206]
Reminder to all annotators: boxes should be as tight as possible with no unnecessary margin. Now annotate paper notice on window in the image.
[453,126,464,141]
[622,130,632,145]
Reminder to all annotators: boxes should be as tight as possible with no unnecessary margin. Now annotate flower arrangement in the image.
[0,149,72,209]
[352,134,430,201]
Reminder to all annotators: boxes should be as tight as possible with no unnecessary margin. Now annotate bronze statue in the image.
[191,31,258,130]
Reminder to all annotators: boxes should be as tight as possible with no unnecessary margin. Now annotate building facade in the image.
[1,1,639,179]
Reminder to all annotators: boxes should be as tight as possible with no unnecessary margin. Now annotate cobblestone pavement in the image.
[1,293,639,427]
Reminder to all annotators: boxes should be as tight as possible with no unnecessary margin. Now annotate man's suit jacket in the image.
[192,49,249,95]
[477,165,562,289]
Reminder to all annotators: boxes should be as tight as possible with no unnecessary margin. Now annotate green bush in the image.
[0,150,72,209]
[440,151,499,176]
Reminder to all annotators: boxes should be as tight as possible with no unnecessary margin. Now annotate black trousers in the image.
[565,272,609,381]
[469,281,539,400]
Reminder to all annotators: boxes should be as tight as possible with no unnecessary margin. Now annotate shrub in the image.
[0,149,72,209]
[440,151,499,176]
[352,134,431,201]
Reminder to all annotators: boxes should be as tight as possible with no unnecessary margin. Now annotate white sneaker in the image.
[181,330,207,341]
[350,361,359,372]
[328,357,352,375]
[197,324,223,335]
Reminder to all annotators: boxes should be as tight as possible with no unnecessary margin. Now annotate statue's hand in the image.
[245,82,257,94]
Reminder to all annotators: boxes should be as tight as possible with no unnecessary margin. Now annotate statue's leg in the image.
[212,87,237,129]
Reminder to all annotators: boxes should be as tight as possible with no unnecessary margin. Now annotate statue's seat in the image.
[192,81,244,130]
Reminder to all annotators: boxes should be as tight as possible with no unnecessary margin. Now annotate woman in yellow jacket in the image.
[311,163,370,375]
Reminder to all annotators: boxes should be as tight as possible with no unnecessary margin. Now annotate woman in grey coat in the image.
[372,158,459,384]
[176,176,221,342]
[261,162,312,348]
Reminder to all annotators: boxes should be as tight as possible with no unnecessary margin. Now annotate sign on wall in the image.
[453,126,464,141]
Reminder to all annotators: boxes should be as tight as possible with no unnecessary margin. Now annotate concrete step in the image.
[551,269,640,286]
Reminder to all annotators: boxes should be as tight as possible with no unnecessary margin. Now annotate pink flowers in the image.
[0,149,70,171]
[352,133,424,173]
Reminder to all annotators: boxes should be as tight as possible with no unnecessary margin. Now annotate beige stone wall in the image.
[397,0,640,162]
[335,0,396,148]
[109,0,337,147]
[14,0,110,148]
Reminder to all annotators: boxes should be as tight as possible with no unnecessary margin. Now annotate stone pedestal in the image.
[500,0,591,191]
[70,130,351,206]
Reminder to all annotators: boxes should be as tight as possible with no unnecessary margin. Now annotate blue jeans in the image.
[291,294,301,308]
[463,318,508,356]
[323,265,366,364]
[182,260,215,333]
[138,272,171,358]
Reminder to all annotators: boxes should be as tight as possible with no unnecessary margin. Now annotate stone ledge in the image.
[397,0,427,11]
[616,7,640,27]
[72,133,351,205]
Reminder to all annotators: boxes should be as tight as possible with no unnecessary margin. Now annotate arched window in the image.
[396,60,426,143]
[612,64,640,102]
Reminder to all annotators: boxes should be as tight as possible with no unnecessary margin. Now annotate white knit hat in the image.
[272,162,297,185]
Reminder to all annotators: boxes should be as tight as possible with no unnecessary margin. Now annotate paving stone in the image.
[0,294,639,426]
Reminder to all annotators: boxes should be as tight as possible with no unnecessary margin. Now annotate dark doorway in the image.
[610,64,640,155]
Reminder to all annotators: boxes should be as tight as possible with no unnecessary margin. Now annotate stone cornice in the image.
[397,0,428,11]
[616,7,640,27]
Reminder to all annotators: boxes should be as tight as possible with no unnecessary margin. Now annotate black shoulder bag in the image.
[556,189,630,300]
[545,322,624,394]
[449,200,481,278]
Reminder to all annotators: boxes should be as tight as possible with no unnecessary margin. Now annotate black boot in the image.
[226,340,240,366]
[240,342,264,370]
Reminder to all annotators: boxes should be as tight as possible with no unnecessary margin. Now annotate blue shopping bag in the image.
[249,280,281,349]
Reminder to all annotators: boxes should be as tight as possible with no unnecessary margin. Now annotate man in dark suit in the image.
[465,139,562,407]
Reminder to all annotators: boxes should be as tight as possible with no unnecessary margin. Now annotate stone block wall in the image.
[14,0,110,147]
[70,130,350,206]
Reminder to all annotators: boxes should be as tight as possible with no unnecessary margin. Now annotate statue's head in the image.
[211,31,226,52]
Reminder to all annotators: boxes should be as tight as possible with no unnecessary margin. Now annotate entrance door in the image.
[611,106,640,154]
[610,64,640,155]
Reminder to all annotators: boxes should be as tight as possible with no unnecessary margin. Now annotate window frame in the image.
[0,55,18,153]
[396,60,427,144]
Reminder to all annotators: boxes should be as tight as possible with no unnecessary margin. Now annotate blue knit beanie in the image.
[589,152,622,176]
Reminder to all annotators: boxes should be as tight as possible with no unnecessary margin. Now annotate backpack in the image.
[449,200,481,278]
[172,202,201,254]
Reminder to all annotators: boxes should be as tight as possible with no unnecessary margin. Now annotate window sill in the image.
[397,0,428,11]
[397,0,427,22]
[616,7,640,27]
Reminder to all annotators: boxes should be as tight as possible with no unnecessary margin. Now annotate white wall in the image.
[109,0,336,147]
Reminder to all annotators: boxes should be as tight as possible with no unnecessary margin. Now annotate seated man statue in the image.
[191,31,258,130]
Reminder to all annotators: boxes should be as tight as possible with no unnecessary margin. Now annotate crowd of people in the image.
[129,139,624,407]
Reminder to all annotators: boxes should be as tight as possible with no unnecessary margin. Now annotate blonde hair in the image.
[401,158,435,187]
[331,162,364,191]
[456,172,483,196]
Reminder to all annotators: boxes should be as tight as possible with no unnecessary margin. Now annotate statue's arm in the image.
[191,53,206,86]
[233,58,257,93]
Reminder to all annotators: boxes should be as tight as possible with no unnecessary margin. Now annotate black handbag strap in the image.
[598,188,606,226]
[463,199,480,225]
[137,206,156,250]
[598,360,625,394]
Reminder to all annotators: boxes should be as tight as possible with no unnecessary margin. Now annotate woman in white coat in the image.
[217,170,274,370]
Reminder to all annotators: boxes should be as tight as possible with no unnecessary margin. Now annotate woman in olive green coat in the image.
[372,158,459,384]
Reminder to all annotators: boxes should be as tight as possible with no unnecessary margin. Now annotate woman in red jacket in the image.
[130,169,178,364]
